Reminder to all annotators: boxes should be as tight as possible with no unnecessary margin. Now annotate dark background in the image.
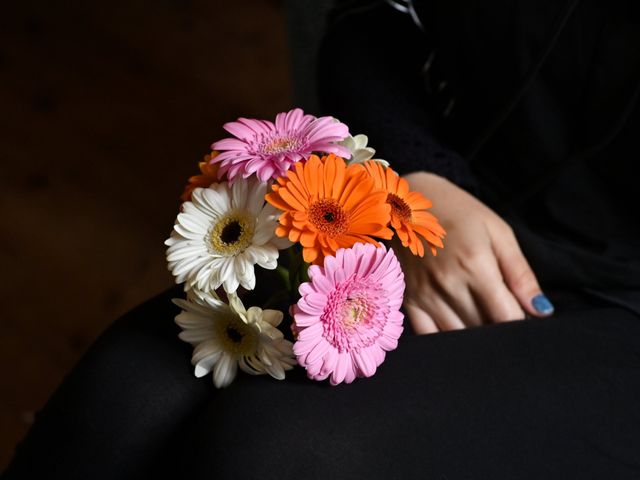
[0,0,292,467]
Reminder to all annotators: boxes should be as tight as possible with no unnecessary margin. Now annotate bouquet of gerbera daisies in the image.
[166,108,445,387]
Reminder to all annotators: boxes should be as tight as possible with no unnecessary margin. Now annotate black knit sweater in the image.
[317,1,478,192]
[317,0,640,314]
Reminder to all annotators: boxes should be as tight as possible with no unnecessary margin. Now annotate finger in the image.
[415,294,466,332]
[404,301,439,335]
[490,225,554,317]
[464,252,526,322]
[438,287,484,327]
[472,278,525,322]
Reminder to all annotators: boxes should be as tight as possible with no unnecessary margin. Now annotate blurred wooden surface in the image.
[0,0,291,469]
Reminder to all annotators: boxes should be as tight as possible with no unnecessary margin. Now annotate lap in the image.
[4,288,640,479]
[180,304,640,479]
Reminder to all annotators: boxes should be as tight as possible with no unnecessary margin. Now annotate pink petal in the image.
[320,349,339,377]
[354,348,376,377]
[274,110,288,132]
[322,144,352,158]
[237,117,274,135]
[330,352,351,386]
[343,360,358,384]
[286,108,307,131]
[305,339,330,367]
[222,121,255,140]
[311,274,334,295]
[293,338,318,357]
[297,321,324,343]
[293,310,320,327]
[377,334,398,351]
[383,322,404,340]
[304,292,328,310]
[298,282,316,296]
[371,346,387,367]
[212,138,249,151]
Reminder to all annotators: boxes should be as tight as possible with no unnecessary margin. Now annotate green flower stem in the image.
[275,265,291,292]
[263,246,311,311]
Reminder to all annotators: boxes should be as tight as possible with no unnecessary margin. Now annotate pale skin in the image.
[398,171,552,334]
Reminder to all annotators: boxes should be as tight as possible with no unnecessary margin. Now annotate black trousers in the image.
[3,287,640,479]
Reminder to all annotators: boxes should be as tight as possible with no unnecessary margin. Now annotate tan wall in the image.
[0,0,291,468]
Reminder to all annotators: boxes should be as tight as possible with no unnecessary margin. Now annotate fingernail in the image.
[531,294,554,315]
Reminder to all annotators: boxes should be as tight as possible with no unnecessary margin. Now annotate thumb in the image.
[491,225,554,317]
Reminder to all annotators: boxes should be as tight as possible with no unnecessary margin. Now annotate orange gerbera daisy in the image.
[265,154,393,265]
[180,151,221,202]
[360,160,445,257]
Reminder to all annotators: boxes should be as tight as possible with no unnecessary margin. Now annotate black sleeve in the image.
[317,1,478,192]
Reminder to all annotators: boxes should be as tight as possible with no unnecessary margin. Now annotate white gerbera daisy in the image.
[173,294,297,388]
[338,134,390,167]
[165,178,291,294]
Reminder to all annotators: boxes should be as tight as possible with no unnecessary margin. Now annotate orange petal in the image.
[289,228,302,242]
[363,161,386,190]
[395,175,410,197]
[304,156,322,199]
[326,236,340,253]
[385,166,400,193]
[330,156,347,200]
[405,191,433,210]
[323,154,337,199]
[412,225,445,248]
[300,230,318,247]
[341,175,376,212]
[278,186,307,211]
[303,246,318,264]
[287,168,309,201]
[265,192,291,212]
[275,226,288,238]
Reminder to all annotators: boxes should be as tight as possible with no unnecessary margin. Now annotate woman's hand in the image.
[399,172,554,334]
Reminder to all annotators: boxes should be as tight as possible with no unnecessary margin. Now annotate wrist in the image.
[402,171,454,194]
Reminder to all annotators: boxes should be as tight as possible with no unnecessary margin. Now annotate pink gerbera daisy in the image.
[211,108,350,183]
[293,242,405,386]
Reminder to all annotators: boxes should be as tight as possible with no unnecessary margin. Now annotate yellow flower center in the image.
[341,296,370,329]
[208,211,255,256]
[308,199,349,236]
[386,193,412,222]
[263,136,299,154]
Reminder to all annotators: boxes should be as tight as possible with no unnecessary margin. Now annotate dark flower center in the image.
[309,199,349,236]
[386,193,412,222]
[220,221,242,244]
[226,325,244,343]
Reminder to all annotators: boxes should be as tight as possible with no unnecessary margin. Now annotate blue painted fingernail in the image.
[532,294,554,315]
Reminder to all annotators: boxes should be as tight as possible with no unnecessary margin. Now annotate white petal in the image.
[231,178,249,211]
[246,179,267,217]
[213,354,237,388]
[263,358,285,380]
[261,309,284,328]
[198,185,231,218]
[223,271,240,294]
[239,268,256,290]
[194,351,222,378]
[192,339,222,364]
[227,292,247,318]
[166,244,207,262]
[172,223,204,241]
[177,212,211,235]
[353,134,369,149]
